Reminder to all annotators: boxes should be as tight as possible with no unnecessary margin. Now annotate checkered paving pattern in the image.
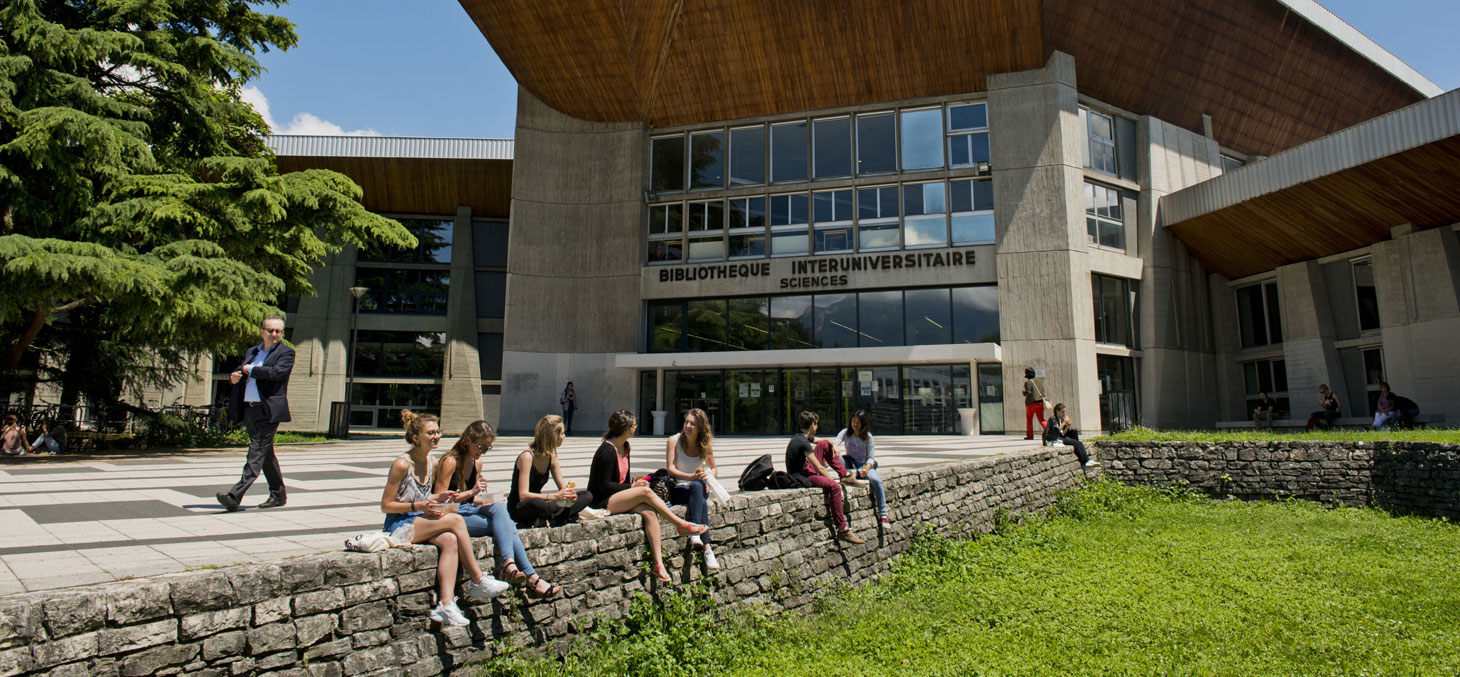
[0,433,1043,594]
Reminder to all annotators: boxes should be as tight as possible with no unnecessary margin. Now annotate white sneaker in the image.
[1053,441,1066,448]
[1084,459,1100,467]
[464,576,509,600]
[429,600,470,626]
[703,546,720,570]
[689,534,704,547]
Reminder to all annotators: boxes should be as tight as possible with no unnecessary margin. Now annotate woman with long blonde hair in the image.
[507,414,591,528]
[435,420,559,598]
[380,410,507,626]
[664,408,720,569]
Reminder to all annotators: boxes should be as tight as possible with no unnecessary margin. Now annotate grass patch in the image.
[1100,425,1460,444]
[476,481,1460,676]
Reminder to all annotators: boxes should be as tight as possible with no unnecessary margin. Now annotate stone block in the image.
[396,571,437,594]
[29,631,98,670]
[255,649,298,671]
[307,661,344,677]
[118,643,198,677]
[278,559,325,594]
[202,630,247,661]
[0,645,34,676]
[99,619,177,655]
[0,598,43,649]
[349,628,391,648]
[43,591,108,639]
[103,581,174,626]
[181,607,251,641]
[341,645,398,675]
[247,622,296,654]
[254,597,292,626]
[169,572,235,615]
[342,579,399,606]
[293,589,345,616]
[320,553,378,587]
[294,614,338,647]
[339,601,393,634]
[226,564,284,605]
[378,549,417,577]
[302,639,351,662]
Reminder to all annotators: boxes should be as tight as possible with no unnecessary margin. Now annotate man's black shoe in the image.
[216,492,241,512]
[258,496,287,509]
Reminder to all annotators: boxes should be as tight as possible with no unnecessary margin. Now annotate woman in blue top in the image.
[835,410,888,525]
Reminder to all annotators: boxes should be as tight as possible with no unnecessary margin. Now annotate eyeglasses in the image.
[262,328,284,334]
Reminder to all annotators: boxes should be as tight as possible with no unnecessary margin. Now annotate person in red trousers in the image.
[1023,368,1047,441]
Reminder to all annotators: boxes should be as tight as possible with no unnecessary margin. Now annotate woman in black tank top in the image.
[508,415,592,529]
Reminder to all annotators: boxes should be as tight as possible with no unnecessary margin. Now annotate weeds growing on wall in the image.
[1100,425,1460,444]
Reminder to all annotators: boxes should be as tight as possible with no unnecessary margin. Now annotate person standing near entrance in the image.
[560,381,577,435]
[1023,368,1047,441]
[217,315,294,512]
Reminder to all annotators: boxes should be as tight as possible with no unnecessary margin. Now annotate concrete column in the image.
[1274,260,1347,419]
[281,249,355,432]
[1207,272,1242,421]
[440,205,485,429]
[988,52,1101,434]
[1372,227,1460,419]
[498,90,645,434]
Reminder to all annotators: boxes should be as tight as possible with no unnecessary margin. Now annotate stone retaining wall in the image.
[1096,440,1460,518]
[0,448,1089,677]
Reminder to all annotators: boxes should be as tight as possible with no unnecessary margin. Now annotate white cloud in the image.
[240,85,380,136]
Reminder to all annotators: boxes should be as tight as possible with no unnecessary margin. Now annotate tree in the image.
[0,0,413,398]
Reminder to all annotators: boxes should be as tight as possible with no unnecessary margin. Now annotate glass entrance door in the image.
[727,369,778,435]
[977,364,1004,433]
[669,370,723,433]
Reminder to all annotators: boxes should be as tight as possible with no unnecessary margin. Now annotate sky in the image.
[244,0,1460,140]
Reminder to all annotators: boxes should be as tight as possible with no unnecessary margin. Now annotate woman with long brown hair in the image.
[664,408,720,569]
[508,414,591,528]
[835,409,888,525]
[434,420,559,598]
[380,410,508,626]
[588,409,708,583]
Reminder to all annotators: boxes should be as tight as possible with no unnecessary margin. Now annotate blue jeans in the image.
[669,481,711,545]
[844,455,887,517]
[458,502,536,576]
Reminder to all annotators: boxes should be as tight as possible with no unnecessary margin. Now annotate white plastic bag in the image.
[704,474,732,503]
[388,520,415,546]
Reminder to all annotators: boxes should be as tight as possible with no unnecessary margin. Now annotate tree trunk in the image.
[1,307,47,371]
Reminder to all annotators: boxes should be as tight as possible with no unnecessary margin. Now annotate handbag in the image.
[1033,379,1051,411]
[646,468,676,502]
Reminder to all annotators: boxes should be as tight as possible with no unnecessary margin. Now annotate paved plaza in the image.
[0,433,1043,595]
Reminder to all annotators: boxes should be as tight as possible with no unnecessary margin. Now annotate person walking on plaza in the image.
[665,408,721,570]
[787,410,866,544]
[1023,368,1047,441]
[217,316,294,512]
[560,381,577,435]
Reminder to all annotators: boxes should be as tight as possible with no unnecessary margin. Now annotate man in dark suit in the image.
[217,315,295,512]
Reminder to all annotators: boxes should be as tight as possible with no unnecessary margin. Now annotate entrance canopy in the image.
[616,344,1000,370]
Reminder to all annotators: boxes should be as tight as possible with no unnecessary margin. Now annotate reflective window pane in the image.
[729,126,765,185]
[650,301,685,352]
[899,108,943,171]
[727,298,769,351]
[951,214,995,244]
[948,103,988,131]
[771,231,808,256]
[651,135,686,192]
[813,293,857,348]
[771,121,808,182]
[952,286,1000,343]
[814,227,853,253]
[648,239,682,263]
[728,233,766,258]
[905,288,951,345]
[856,113,896,175]
[690,131,725,188]
[730,197,766,229]
[359,218,453,264]
[813,117,852,179]
[688,236,724,261]
[770,295,814,350]
[857,291,904,347]
[859,223,899,250]
[687,299,727,351]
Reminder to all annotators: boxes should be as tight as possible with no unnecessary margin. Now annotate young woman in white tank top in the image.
[664,408,720,569]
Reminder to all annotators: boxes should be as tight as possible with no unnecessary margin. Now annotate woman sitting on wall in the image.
[381,410,508,627]
[835,410,889,525]
[508,414,592,528]
[664,408,720,570]
[434,419,560,598]
[1306,384,1342,431]
[1044,403,1097,467]
[588,409,708,583]
[2,415,31,456]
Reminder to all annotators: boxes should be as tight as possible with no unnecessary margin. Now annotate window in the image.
[857,112,896,175]
[947,103,990,168]
[1242,359,1288,416]
[477,333,503,381]
[686,299,727,351]
[1092,274,1139,348]
[814,293,858,348]
[1352,258,1380,331]
[1085,182,1124,249]
[358,218,453,264]
[650,301,685,352]
[352,331,446,377]
[1236,280,1282,348]
[857,185,899,250]
[350,383,441,429]
[899,108,943,171]
[651,135,686,193]
[950,179,995,245]
[474,271,506,318]
[727,298,769,351]
[903,182,948,248]
[905,288,951,346]
[858,291,904,347]
[728,197,767,259]
[729,125,765,186]
[769,295,814,350]
[812,190,853,253]
[686,201,725,261]
[1220,155,1245,173]
[769,193,809,257]
[690,131,725,189]
[354,269,449,314]
[471,220,509,268]
[770,121,808,183]
[812,116,852,179]
[952,286,1000,344]
[647,203,684,264]
[1362,347,1385,415]
[1081,107,1117,175]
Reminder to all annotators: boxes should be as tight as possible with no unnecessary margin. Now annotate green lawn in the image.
[478,482,1460,676]
[1100,425,1460,444]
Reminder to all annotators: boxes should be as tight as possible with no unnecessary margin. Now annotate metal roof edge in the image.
[265,135,514,160]
[1277,0,1442,98]
[1162,88,1460,225]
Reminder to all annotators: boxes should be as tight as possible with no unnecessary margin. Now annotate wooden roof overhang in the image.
[273,155,513,219]
[459,0,1434,157]
[1161,91,1460,279]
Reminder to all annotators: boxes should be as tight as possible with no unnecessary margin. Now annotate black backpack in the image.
[1043,417,1062,445]
[739,454,775,491]
[767,470,813,489]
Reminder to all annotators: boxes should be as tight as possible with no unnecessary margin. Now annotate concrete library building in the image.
[154,0,1460,437]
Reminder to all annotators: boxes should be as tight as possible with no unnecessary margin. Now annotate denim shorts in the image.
[382,511,422,534]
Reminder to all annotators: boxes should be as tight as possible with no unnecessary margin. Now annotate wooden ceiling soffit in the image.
[459,0,1044,128]
[1166,137,1460,279]
[274,157,514,219]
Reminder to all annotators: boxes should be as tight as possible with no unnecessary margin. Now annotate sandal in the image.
[497,561,528,587]
[676,523,708,537]
[524,574,561,599]
[652,563,672,583]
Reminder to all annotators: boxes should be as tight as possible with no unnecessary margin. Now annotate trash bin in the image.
[328,401,351,439]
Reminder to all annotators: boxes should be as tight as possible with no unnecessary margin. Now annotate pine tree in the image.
[0,0,413,392]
